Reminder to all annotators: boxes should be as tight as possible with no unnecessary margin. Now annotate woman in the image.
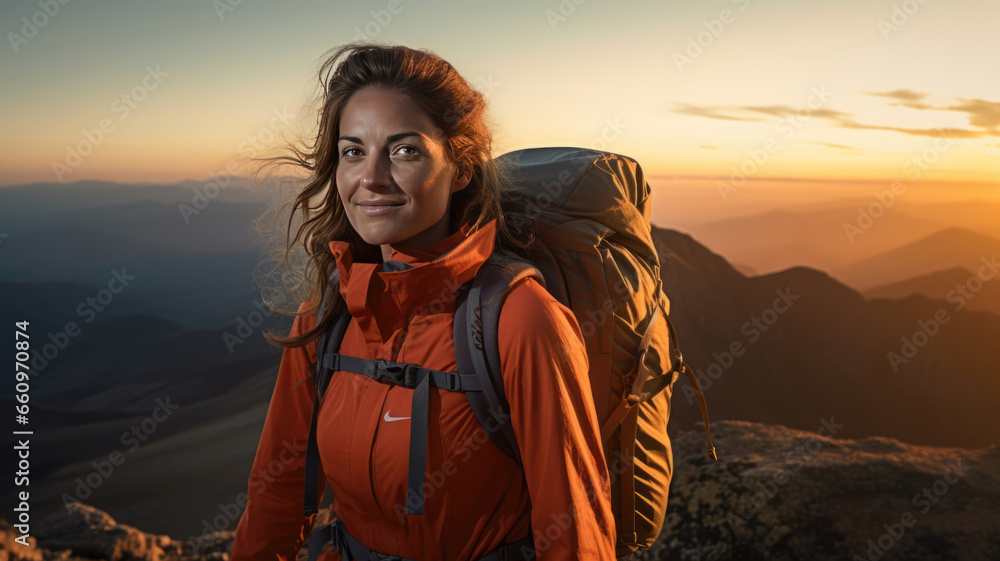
[230,42,616,561]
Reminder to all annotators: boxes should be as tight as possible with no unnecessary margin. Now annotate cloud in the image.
[867,89,928,102]
[833,117,986,138]
[865,89,935,110]
[673,103,765,122]
[945,98,1000,130]
[812,141,866,152]
[674,90,999,139]
[738,104,853,120]
[868,90,1000,131]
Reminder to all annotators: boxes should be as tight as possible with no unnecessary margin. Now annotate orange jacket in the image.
[231,218,616,561]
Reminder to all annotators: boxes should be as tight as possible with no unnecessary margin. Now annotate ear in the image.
[451,165,472,194]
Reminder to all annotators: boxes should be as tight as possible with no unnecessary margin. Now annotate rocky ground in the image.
[3,421,998,561]
[638,420,1000,561]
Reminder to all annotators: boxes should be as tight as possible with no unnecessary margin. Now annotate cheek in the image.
[407,167,451,205]
[335,170,352,204]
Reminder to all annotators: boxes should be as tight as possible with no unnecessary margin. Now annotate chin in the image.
[354,223,403,247]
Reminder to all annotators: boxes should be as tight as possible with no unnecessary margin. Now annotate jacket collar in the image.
[327,218,497,359]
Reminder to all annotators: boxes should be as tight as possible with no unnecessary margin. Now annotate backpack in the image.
[302,146,718,560]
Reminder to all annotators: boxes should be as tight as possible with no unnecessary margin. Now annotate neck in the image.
[380,212,452,262]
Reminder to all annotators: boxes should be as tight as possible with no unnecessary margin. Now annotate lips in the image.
[357,199,405,216]
[358,199,406,206]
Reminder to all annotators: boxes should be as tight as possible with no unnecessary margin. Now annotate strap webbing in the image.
[303,305,351,516]
[406,372,431,514]
[619,406,639,545]
[600,300,662,443]
[663,313,718,462]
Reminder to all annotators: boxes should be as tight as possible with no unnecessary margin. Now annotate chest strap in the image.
[321,352,483,392]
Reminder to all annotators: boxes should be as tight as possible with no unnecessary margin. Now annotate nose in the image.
[359,150,391,190]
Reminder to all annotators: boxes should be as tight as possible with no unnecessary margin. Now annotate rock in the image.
[185,530,234,559]
[0,519,45,561]
[637,420,1000,561]
[35,502,165,561]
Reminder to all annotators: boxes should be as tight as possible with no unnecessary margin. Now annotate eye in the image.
[341,146,362,159]
[393,145,420,157]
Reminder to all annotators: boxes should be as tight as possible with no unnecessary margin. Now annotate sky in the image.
[1,0,997,211]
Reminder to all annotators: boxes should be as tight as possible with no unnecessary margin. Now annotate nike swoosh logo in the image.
[384,411,411,422]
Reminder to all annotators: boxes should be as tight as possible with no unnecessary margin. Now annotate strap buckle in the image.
[402,364,419,386]
[377,361,420,387]
[321,351,340,372]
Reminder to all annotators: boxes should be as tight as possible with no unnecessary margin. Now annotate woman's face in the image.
[336,86,470,261]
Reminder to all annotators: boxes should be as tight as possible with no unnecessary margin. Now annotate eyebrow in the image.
[337,131,423,144]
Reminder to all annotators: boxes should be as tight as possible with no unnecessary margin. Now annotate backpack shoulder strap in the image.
[454,250,544,467]
[303,273,350,517]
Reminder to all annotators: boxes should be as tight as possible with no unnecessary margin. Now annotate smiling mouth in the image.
[358,201,404,216]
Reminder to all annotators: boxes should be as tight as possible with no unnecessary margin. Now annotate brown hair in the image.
[251,41,530,349]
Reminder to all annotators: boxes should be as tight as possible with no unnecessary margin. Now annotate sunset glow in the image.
[1,0,997,200]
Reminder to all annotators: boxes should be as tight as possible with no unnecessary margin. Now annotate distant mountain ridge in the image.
[832,227,1000,290]
[653,225,1000,450]
[673,198,1000,291]
[865,266,1000,316]
[675,205,945,275]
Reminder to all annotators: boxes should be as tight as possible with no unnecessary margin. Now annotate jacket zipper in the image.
[369,388,393,523]
[372,320,409,524]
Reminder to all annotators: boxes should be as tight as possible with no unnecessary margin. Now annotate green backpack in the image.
[470,147,717,557]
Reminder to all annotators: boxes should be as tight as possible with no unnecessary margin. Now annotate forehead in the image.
[338,87,440,140]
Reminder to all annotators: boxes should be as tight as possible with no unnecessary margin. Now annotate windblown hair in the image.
[250,41,531,349]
